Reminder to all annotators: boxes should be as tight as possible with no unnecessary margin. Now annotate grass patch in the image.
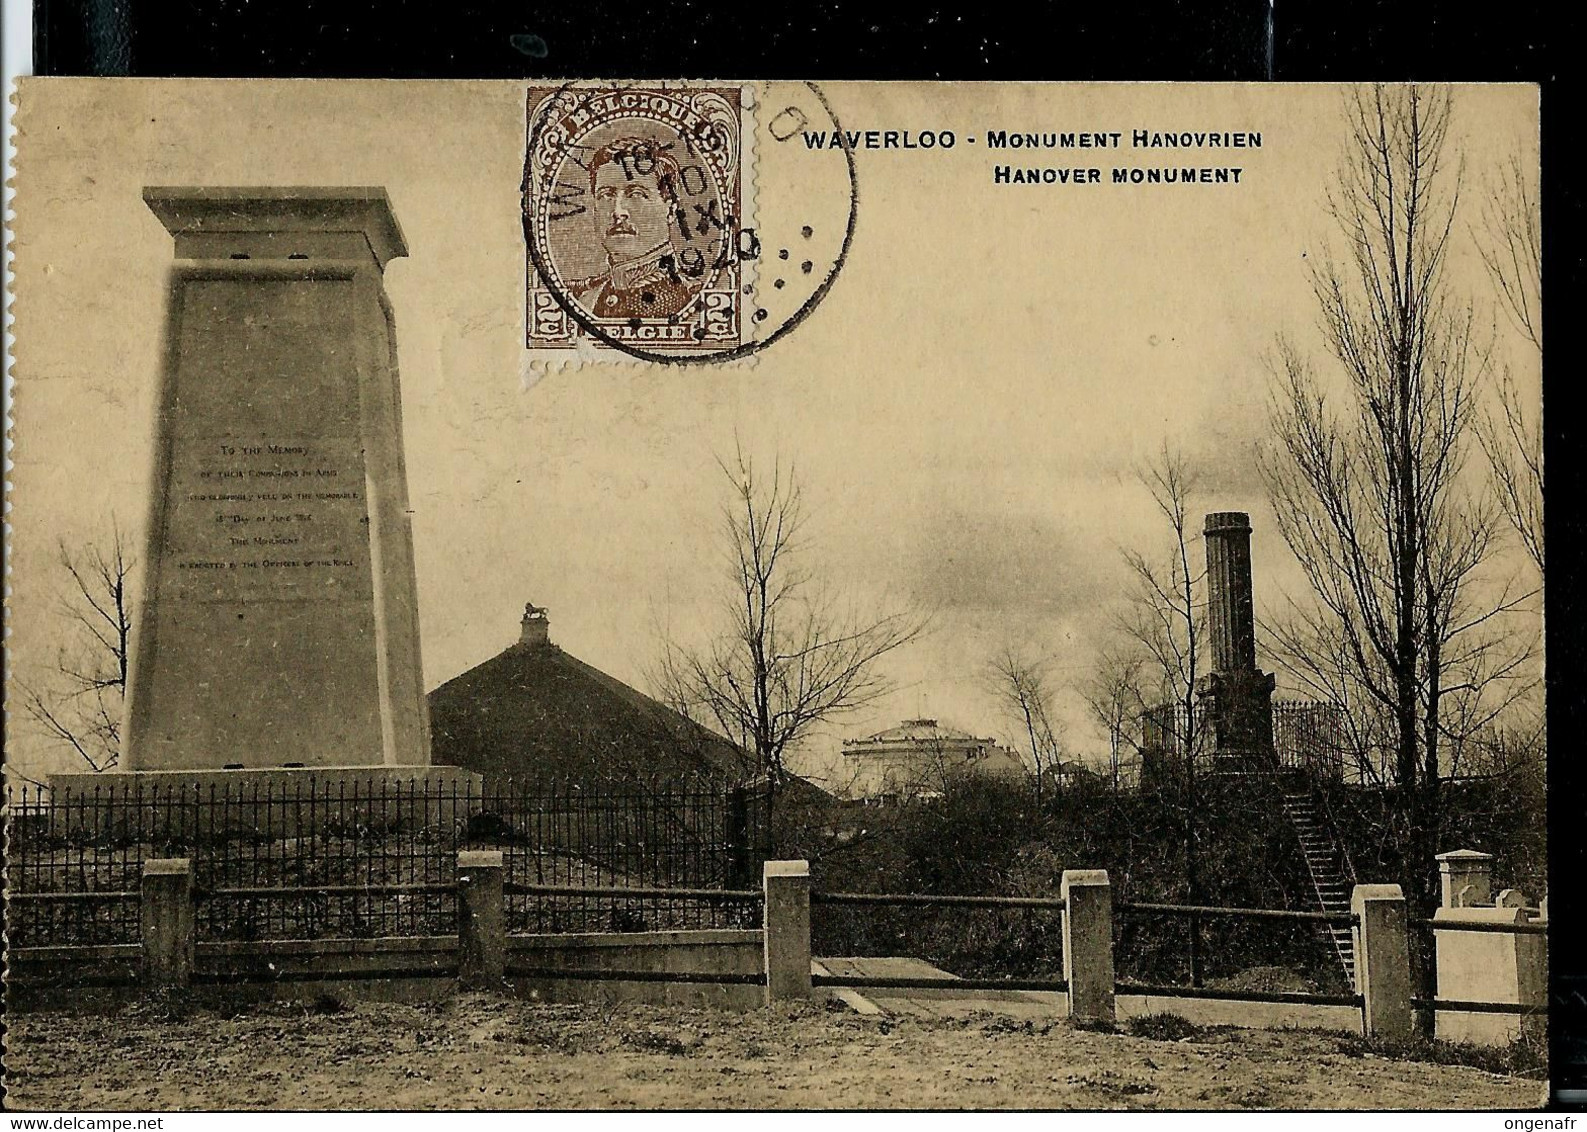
[1371,1031,1545,1079]
[309,992,349,1015]
[620,1029,698,1057]
[119,987,206,1024]
[1297,1026,1547,1079]
[1125,1012,1204,1042]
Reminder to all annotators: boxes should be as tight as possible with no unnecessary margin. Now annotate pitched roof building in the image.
[427,604,749,788]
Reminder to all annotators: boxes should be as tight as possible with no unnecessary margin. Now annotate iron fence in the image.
[809,891,1067,983]
[1271,702,1348,782]
[1138,700,1348,782]
[1113,899,1360,1000]
[4,793,146,946]
[3,776,769,945]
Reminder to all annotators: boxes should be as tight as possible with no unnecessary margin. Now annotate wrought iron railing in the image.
[3,776,770,945]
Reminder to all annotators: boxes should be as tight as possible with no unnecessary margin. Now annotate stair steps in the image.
[1279,789,1359,989]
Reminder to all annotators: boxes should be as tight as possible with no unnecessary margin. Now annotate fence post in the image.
[1351,883,1412,1040]
[762,859,812,1004]
[457,850,505,988]
[1061,869,1115,1024]
[141,858,194,988]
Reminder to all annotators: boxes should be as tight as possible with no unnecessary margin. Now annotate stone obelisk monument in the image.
[1195,511,1276,773]
[54,187,476,800]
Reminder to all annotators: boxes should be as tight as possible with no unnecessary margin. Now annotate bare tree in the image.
[987,645,1064,805]
[912,727,973,801]
[655,443,927,795]
[17,522,136,772]
[1259,86,1536,923]
[1080,645,1149,791]
[1088,442,1209,953]
[1478,370,1543,575]
[1474,148,1543,573]
[1119,443,1206,770]
[1477,150,1541,354]
[1262,602,1398,787]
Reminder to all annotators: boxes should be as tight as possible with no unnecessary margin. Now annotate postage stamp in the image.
[522,80,859,369]
[523,84,753,357]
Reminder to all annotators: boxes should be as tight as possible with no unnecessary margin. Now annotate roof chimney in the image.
[520,602,550,647]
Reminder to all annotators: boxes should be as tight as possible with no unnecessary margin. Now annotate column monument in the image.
[1195,511,1277,772]
[52,187,478,804]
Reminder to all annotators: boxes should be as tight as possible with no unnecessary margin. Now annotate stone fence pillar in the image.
[457,850,505,988]
[1061,869,1115,1024]
[1436,849,1494,909]
[1352,883,1412,1040]
[763,860,813,1004]
[141,858,194,988]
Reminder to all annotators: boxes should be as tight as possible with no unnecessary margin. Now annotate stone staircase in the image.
[1278,787,1358,989]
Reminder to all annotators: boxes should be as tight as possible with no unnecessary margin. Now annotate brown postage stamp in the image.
[522,80,857,368]
[524,84,751,356]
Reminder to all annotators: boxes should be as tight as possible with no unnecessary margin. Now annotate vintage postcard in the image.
[3,80,1546,1111]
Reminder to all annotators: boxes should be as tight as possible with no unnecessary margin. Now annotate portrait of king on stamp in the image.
[524,86,748,353]
[575,137,699,319]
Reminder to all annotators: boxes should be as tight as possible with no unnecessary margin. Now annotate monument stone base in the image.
[1197,668,1278,775]
[47,765,485,838]
[1208,748,1276,776]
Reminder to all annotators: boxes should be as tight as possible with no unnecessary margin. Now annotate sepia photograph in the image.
[2,78,1548,1111]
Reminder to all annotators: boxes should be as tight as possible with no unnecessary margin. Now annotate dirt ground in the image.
[3,993,1545,1111]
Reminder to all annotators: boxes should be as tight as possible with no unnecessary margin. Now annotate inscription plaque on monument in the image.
[166,437,371,602]
[121,188,432,771]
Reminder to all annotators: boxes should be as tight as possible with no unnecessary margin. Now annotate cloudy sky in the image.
[9,81,1541,786]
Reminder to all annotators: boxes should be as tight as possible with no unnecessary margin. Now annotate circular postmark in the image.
[523,80,857,365]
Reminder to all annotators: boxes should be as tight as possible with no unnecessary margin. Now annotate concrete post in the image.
[1436,849,1494,909]
[1061,869,1115,1024]
[1352,883,1412,1040]
[457,850,505,988]
[141,858,194,988]
[763,860,813,1004]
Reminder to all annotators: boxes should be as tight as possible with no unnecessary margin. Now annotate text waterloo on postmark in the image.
[523,85,756,356]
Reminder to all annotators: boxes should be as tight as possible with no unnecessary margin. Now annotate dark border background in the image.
[25,0,1560,83]
[30,0,1584,1107]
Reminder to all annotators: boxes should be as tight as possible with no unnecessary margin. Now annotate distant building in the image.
[428,603,749,789]
[839,718,1027,802]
